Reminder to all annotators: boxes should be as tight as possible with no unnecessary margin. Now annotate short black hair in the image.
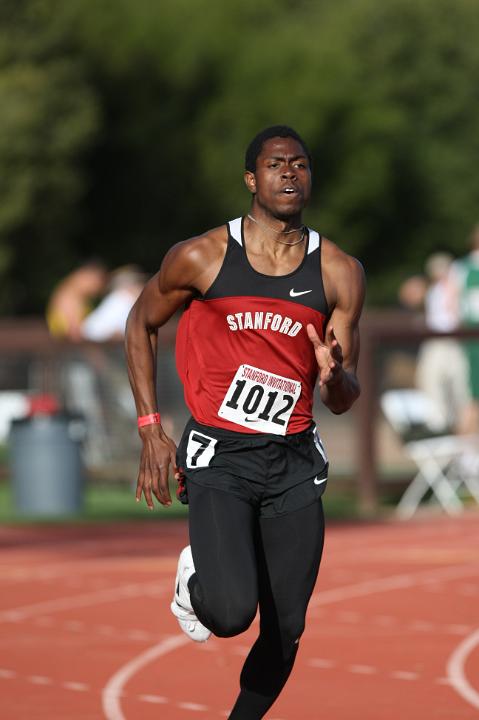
[245,125,311,172]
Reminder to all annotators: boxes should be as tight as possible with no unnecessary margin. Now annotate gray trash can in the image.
[9,414,85,516]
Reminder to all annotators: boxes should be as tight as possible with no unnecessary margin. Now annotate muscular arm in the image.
[308,242,366,414]
[125,249,193,419]
[125,230,226,507]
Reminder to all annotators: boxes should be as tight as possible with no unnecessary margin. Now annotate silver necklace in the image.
[247,214,306,246]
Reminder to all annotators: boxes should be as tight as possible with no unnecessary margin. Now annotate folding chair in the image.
[380,389,479,519]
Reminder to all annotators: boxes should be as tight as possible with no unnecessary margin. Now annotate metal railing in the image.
[1,314,478,512]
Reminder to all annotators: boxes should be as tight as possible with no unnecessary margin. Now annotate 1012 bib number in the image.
[218,364,301,435]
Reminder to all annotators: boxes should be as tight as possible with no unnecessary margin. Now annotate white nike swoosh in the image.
[290,289,313,297]
[314,476,327,485]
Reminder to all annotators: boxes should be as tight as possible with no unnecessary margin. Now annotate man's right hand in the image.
[136,426,177,509]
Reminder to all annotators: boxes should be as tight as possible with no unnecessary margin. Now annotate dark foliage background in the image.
[2,0,479,312]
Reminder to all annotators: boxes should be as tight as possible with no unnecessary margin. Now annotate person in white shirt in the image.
[415,253,470,431]
[82,266,146,341]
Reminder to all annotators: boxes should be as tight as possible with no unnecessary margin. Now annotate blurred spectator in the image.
[398,274,427,312]
[398,254,470,432]
[450,224,479,431]
[415,253,470,432]
[46,260,108,341]
[82,265,146,341]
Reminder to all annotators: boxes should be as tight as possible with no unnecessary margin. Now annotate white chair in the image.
[381,389,479,519]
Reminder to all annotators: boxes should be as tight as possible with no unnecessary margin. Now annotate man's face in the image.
[244,136,312,218]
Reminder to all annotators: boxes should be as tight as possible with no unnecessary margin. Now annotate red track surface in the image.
[1,512,479,719]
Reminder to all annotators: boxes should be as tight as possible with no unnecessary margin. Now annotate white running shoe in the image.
[170,545,211,643]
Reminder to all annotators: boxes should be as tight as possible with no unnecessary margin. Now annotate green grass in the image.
[0,481,188,523]
[0,483,363,524]
[0,477,363,524]
[322,490,360,521]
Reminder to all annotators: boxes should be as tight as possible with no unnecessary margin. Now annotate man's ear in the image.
[244,171,256,195]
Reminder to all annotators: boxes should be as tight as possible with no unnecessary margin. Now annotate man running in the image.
[125,125,365,719]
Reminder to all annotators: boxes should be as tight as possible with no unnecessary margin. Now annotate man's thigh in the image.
[187,480,259,609]
[258,500,325,624]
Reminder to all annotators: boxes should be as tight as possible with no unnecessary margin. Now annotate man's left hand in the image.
[306,323,344,387]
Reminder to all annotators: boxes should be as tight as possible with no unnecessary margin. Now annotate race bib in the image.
[186,431,217,469]
[218,364,301,435]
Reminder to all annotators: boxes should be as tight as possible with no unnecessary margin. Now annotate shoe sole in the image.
[170,549,211,643]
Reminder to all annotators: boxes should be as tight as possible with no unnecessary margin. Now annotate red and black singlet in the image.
[175,217,329,435]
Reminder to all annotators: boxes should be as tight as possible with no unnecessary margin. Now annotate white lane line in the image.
[138,694,168,704]
[423,584,445,593]
[65,620,84,631]
[308,658,336,669]
[102,635,190,720]
[409,620,434,632]
[348,664,377,675]
[390,671,419,681]
[309,563,479,609]
[0,669,17,679]
[373,615,396,626]
[458,584,478,596]
[0,554,177,585]
[328,612,472,637]
[309,659,431,683]
[33,617,54,627]
[98,625,115,636]
[27,613,167,645]
[63,681,90,692]
[446,624,471,635]
[337,611,360,622]
[29,614,158,643]
[28,675,52,685]
[127,630,151,641]
[100,561,479,720]
[436,677,453,686]
[177,701,210,711]
[447,627,479,710]
[0,582,165,622]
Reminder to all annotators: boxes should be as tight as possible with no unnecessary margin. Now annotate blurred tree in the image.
[0,0,99,312]
[185,0,479,303]
[341,0,479,301]
[2,0,479,311]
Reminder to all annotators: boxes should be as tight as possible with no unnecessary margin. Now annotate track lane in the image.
[0,513,478,719]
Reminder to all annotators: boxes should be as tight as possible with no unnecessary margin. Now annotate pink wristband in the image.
[137,412,161,428]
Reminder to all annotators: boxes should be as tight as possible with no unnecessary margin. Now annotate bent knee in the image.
[211,605,256,638]
[281,614,306,650]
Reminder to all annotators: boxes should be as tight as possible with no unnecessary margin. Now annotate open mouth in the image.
[281,187,298,195]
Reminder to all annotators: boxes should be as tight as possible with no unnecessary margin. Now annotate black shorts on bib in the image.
[176,417,328,519]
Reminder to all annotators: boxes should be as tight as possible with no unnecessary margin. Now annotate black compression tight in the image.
[187,481,325,720]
